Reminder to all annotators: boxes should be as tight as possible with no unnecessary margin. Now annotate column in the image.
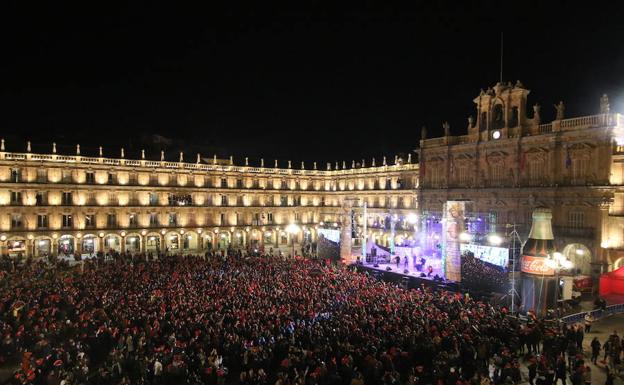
[389,217,396,255]
[120,235,125,253]
[141,235,146,253]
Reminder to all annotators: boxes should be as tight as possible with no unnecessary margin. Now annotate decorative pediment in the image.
[487,150,509,165]
[430,155,448,163]
[453,153,474,166]
[568,142,594,158]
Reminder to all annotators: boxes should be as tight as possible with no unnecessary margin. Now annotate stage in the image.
[352,260,459,291]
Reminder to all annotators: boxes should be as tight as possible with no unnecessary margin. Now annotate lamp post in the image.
[286,223,301,258]
[545,252,574,320]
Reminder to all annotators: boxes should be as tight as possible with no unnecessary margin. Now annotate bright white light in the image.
[575,248,584,255]
[333,222,338,227]
[488,234,503,246]
[545,258,557,268]
[459,232,472,242]
[286,223,301,234]
[406,213,418,224]
[562,260,574,269]
[601,239,611,248]
[553,252,563,261]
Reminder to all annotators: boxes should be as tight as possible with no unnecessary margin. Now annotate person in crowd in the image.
[590,337,601,365]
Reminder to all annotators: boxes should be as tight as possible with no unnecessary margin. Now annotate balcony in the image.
[553,226,595,238]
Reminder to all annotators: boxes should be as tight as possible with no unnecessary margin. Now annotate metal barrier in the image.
[560,303,624,325]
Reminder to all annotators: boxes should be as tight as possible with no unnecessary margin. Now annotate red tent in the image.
[599,266,624,295]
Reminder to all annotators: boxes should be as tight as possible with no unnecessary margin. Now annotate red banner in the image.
[521,255,554,275]
[573,276,593,292]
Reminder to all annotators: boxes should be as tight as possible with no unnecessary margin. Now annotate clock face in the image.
[492,130,501,139]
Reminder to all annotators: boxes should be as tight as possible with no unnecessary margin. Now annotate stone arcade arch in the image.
[561,243,592,275]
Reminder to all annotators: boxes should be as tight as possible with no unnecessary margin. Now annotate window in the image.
[489,211,498,232]
[527,159,543,184]
[510,106,519,127]
[109,192,118,205]
[267,213,273,224]
[37,214,48,229]
[221,178,227,188]
[108,172,116,185]
[253,213,260,226]
[490,163,505,185]
[571,157,588,182]
[294,212,300,222]
[253,179,260,189]
[568,212,585,228]
[149,213,158,226]
[168,213,177,226]
[62,170,72,183]
[280,196,288,206]
[168,193,192,206]
[129,173,138,185]
[220,213,226,225]
[221,195,228,206]
[62,214,73,228]
[10,169,21,183]
[62,192,73,205]
[236,212,242,225]
[37,169,48,182]
[86,171,95,184]
[129,214,138,227]
[149,192,158,206]
[107,214,117,227]
[236,179,243,189]
[85,214,95,228]
[10,191,22,205]
[11,214,23,229]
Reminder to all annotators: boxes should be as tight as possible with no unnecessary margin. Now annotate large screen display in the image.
[460,243,509,268]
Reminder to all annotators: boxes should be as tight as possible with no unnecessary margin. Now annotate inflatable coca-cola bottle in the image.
[520,207,557,316]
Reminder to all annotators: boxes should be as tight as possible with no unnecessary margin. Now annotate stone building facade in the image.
[2,82,624,279]
[417,82,624,277]
[0,143,418,257]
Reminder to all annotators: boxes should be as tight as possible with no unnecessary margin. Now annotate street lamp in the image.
[286,223,301,258]
[545,251,574,319]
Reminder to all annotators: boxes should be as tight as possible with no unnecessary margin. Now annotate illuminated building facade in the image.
[0,144,418,257]
[2,82,624,279]
[418,82,624,277]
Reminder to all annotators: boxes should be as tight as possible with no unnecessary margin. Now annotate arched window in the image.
[492,104,504,130]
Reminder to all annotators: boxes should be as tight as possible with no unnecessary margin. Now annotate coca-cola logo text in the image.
[521,255,554,275]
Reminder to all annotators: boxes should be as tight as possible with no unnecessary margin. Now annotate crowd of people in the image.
[0,251,621,385]
[460,252,510,295]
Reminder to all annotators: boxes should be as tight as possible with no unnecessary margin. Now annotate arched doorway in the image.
[146,233,161,253]
[7,237,27,257]
[263,230,274,246]
[35,237,52,257]
[58,235,75,256]
[165,232,180,252]
[125,234,141,253]
[104,235,121,253]
[182,231,199,251]
[82,234,98,256]
[562,243,592,275]
[218,232,230,249]
[232,230,245,248]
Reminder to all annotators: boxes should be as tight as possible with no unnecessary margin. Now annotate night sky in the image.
[2,2,624,164]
